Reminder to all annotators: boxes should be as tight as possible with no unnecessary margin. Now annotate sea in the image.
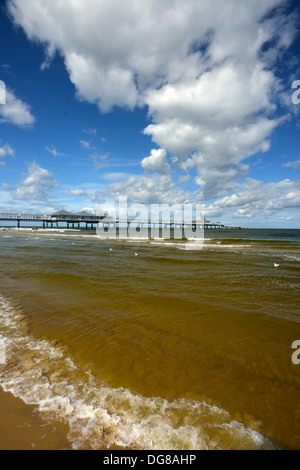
[0,226,299,450]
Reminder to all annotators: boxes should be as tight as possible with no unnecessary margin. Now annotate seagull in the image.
[110,248,113,251]
[274,263,280,267]
[135,252,138,256]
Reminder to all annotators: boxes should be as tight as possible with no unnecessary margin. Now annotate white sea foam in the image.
[283,254,300,262]
[0,293,275,450]
[205,244,253,249]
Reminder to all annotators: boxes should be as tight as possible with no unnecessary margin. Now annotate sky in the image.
[0,0,300,228]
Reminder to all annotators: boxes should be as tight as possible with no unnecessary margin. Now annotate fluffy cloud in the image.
[141,148,170,174]
[105,173,198,205]
[8,0,292,110]
[143,55,289,198]
[7,0,298,212]
[206,178,300,222]
[3,162,57,201]
[0,89,35,127]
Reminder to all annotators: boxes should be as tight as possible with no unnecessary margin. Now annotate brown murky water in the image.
[0,227,299,449]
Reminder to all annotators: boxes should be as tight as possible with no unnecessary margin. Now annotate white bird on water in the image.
[274,263,280,267]
[135,252,138,256]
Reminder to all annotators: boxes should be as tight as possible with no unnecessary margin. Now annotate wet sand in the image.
[0,387,71,450]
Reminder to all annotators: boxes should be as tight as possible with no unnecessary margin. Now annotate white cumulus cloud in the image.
[141,149,170,174]
[3,162,58,201]
[206,178,300,222]
[0,88,35,127]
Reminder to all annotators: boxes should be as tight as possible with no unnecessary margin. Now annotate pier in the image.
[0,212,242,230]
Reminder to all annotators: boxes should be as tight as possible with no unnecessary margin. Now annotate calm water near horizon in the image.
[0,227,299,449]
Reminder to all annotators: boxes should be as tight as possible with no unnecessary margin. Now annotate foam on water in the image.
[0,294,275,450]
[283,254,300,262]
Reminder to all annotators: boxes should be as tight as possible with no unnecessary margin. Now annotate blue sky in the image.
[0,0,299,227]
